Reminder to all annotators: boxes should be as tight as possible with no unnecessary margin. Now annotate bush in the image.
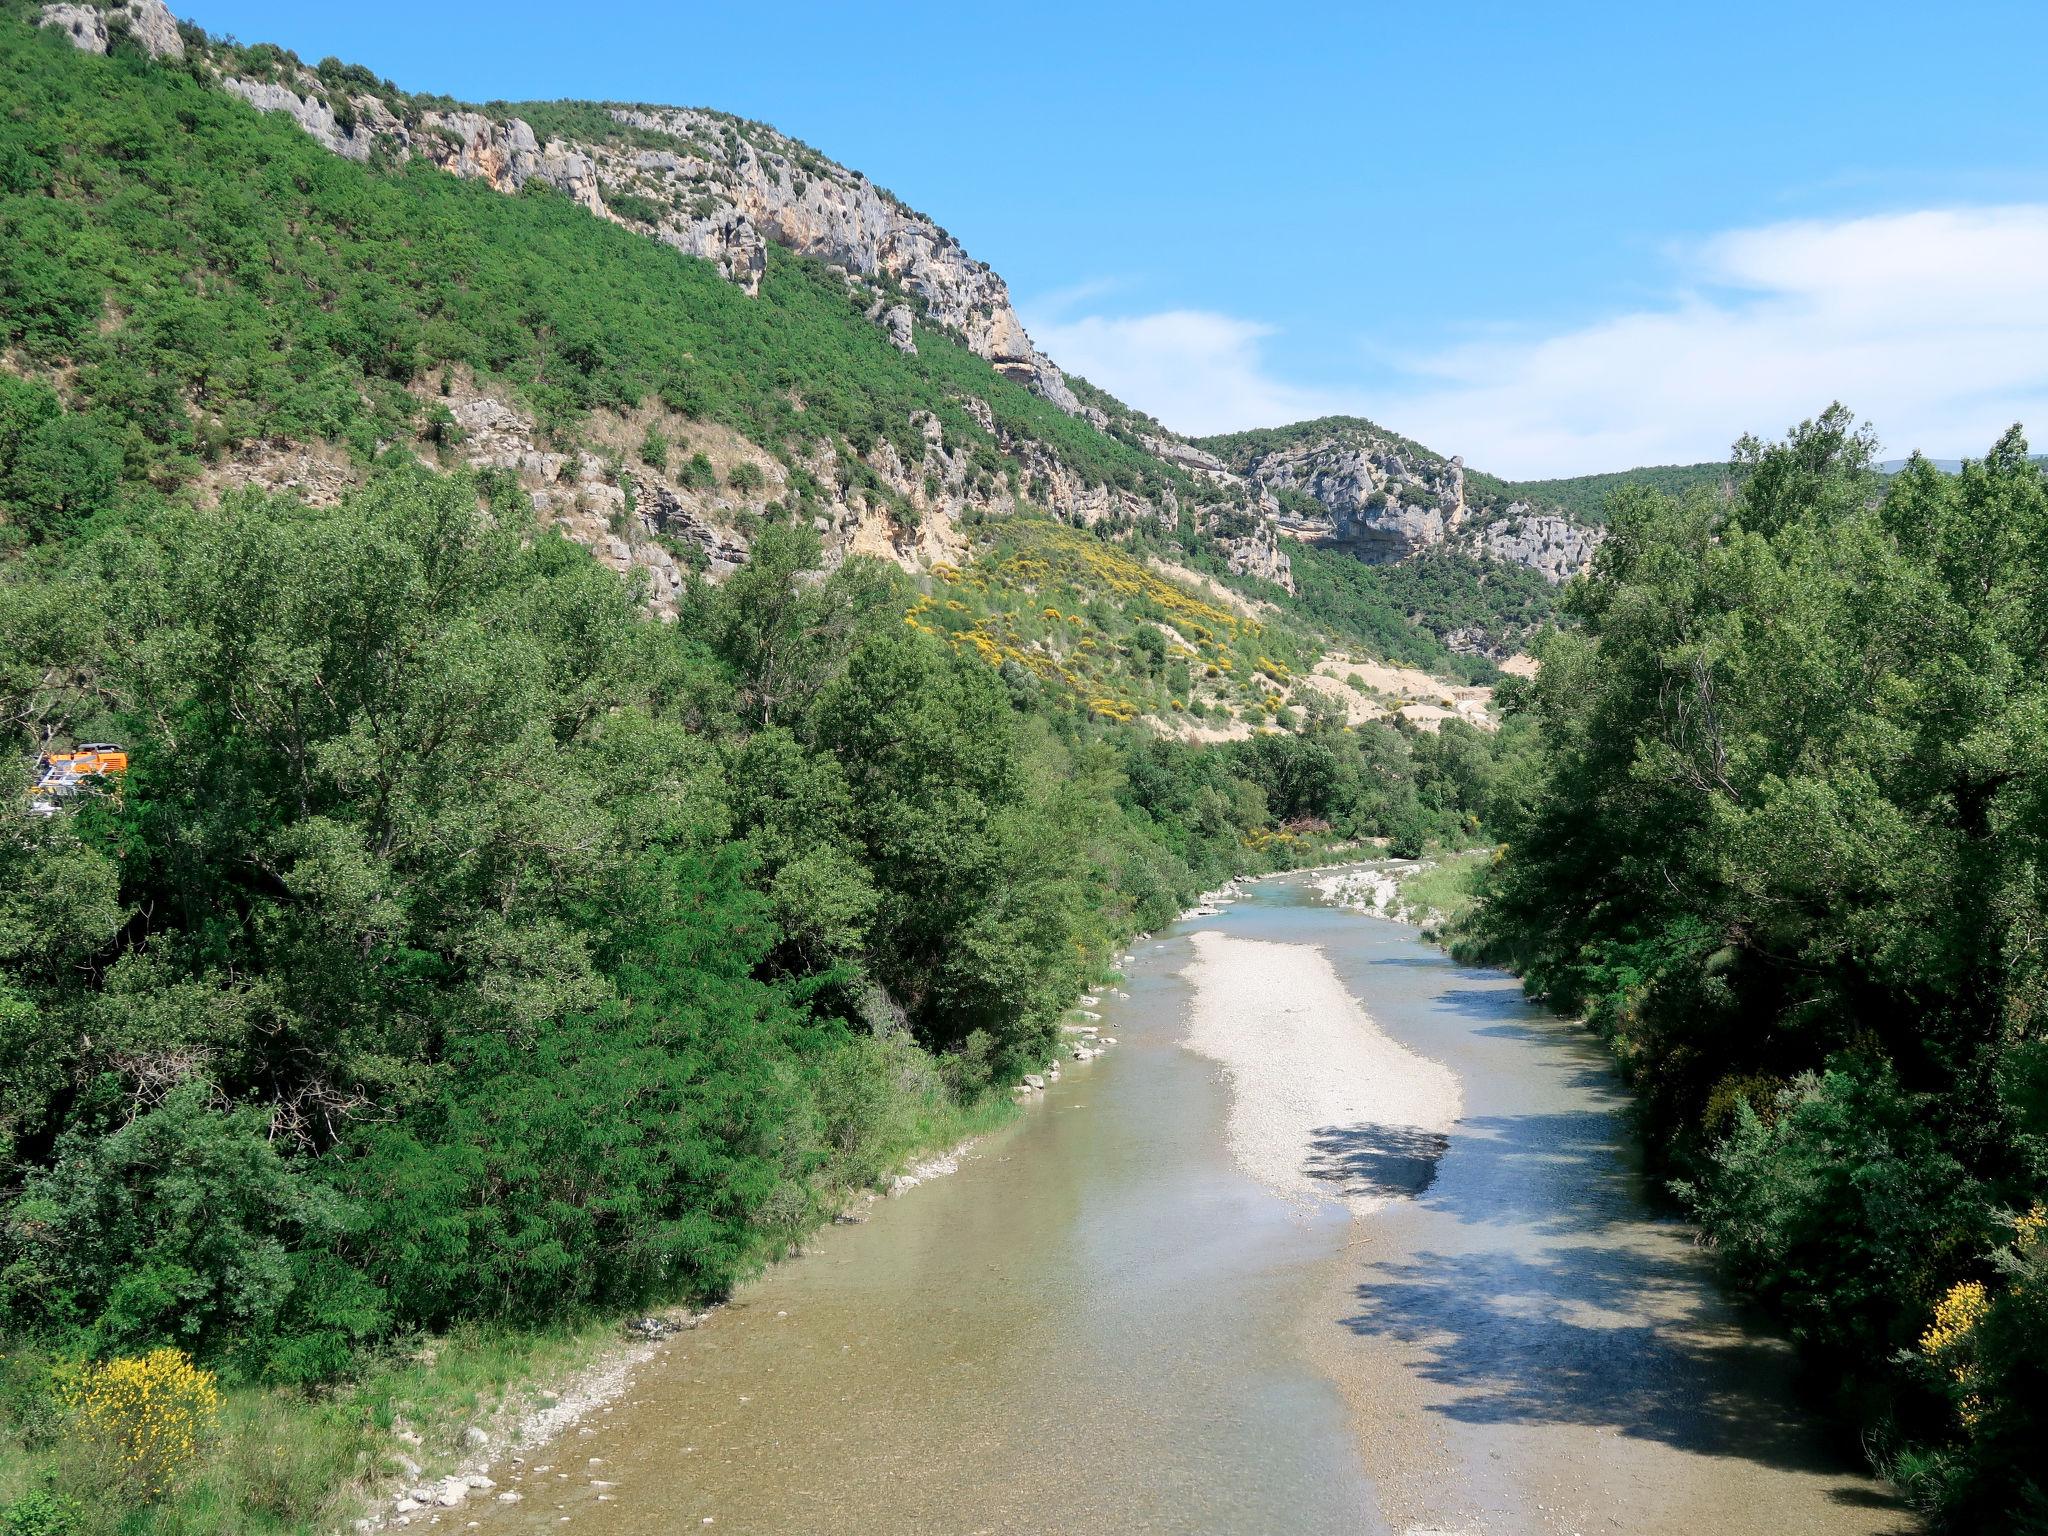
[4,1085,351,1356]
[59,1348,221,1501]
[638,423,670,470]
[0,1490,80,1536]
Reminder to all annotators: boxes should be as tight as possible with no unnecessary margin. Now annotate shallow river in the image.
[464,873,1915,1535]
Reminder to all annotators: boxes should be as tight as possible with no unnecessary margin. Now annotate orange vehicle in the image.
[27,743,128,816]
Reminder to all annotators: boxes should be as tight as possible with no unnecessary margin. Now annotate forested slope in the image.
[0,13,1523,1528]
[1467,407,2048,1531]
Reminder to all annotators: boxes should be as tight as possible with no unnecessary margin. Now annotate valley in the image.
[0,4,2042,1534]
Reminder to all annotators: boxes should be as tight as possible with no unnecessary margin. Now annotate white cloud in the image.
[1024,206,2048,478]
[1020,309,1351,437]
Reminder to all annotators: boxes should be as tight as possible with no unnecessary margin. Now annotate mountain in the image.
[1197,416,1604,581]
[1469,461,1735,524]
[16,0,1643,673]
[24,0,1764,682]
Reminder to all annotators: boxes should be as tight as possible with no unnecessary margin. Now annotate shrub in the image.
[0,1490,80,1536]
[59,1348,222,1500]
[639,424,670,470]
[4,1086,349,1354]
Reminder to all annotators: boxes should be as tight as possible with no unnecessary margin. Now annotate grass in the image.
[1397,850,1489,932]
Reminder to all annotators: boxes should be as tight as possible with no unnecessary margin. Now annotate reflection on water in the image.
[463,874,1913,1536]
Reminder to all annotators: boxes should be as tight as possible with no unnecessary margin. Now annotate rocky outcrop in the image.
[441,390,749,614]
[1141,434,1233,479]
[599,108,1076,412]
[1477,508,1602,581]
[221,78,397,162]
[1216,490,1294,591]
[1215,420,1602,583]
[414,112,607,218]
[1248,435,1467,564]
[39,0,183,59]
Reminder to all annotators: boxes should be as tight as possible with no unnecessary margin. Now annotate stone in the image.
[465,1475,495,1490]
[435,1478,470,1507]
[497,1492,524,1503]
[462,1426,490,1450]
[39,0,184,59]
[220,79,392,162]
[395,1454,423,1481]
[1022,1074,1045,1091]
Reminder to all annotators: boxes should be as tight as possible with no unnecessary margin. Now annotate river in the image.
[459,870,1915,1535]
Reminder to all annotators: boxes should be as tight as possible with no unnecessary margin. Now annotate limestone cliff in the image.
[38,0,182,59]
[1198,418,1605,583]
[60,10,1079,419]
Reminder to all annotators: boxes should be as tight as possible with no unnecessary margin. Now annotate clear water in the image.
[462,874,1913,1536]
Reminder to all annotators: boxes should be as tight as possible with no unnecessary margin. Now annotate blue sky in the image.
[193,2,2048,475]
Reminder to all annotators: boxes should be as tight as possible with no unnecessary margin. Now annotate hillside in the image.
[0,16,1535,1531]
[1468,461,1735,523]
[16,0,1617,671]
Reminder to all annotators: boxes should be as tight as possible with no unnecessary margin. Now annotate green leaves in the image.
[1473,411,2048,1525]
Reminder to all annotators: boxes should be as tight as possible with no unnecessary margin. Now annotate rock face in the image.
[128,27,1080,418]
[413,111,608,218]
[1478,508,1603,581]
[39,0,183,59]
[1210,420,1604,583]
[1141,434,1231,478]
[597,107,1077,411]
[1243,433,1470,564]
[221,78,394,162]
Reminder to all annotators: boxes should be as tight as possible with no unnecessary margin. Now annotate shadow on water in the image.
[1306,1123,1450,1200]
[1334,1106,1900,1491]
[1337,1236,1857,1476]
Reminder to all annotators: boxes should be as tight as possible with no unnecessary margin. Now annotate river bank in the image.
[436,869,1911,1536]
[330,1091,1029,1532]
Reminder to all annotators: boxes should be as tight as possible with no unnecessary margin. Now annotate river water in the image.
[462,872,1915,1535]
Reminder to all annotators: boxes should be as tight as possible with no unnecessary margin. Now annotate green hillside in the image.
[1468,461,1735,523]
[0,17,1522,1529]
[0,14,1169,541]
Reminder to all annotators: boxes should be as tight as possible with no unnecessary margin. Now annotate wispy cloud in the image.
[1023,206,2048,477]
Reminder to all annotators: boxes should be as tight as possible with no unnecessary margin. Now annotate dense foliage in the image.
[1282,544,1505,680]
[0,456,1508,1527]
[0,468,1303,1365]
[0,13,1548,1529]
[1467,407,2048,1530]
[1468,461,1734,525]
[0,15,1176,546]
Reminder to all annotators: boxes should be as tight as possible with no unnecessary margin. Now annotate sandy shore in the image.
[1181,929,1461,1215]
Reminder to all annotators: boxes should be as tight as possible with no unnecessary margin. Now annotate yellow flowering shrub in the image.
[1919,1280,1990,1425]
[61,1348,222,1498]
